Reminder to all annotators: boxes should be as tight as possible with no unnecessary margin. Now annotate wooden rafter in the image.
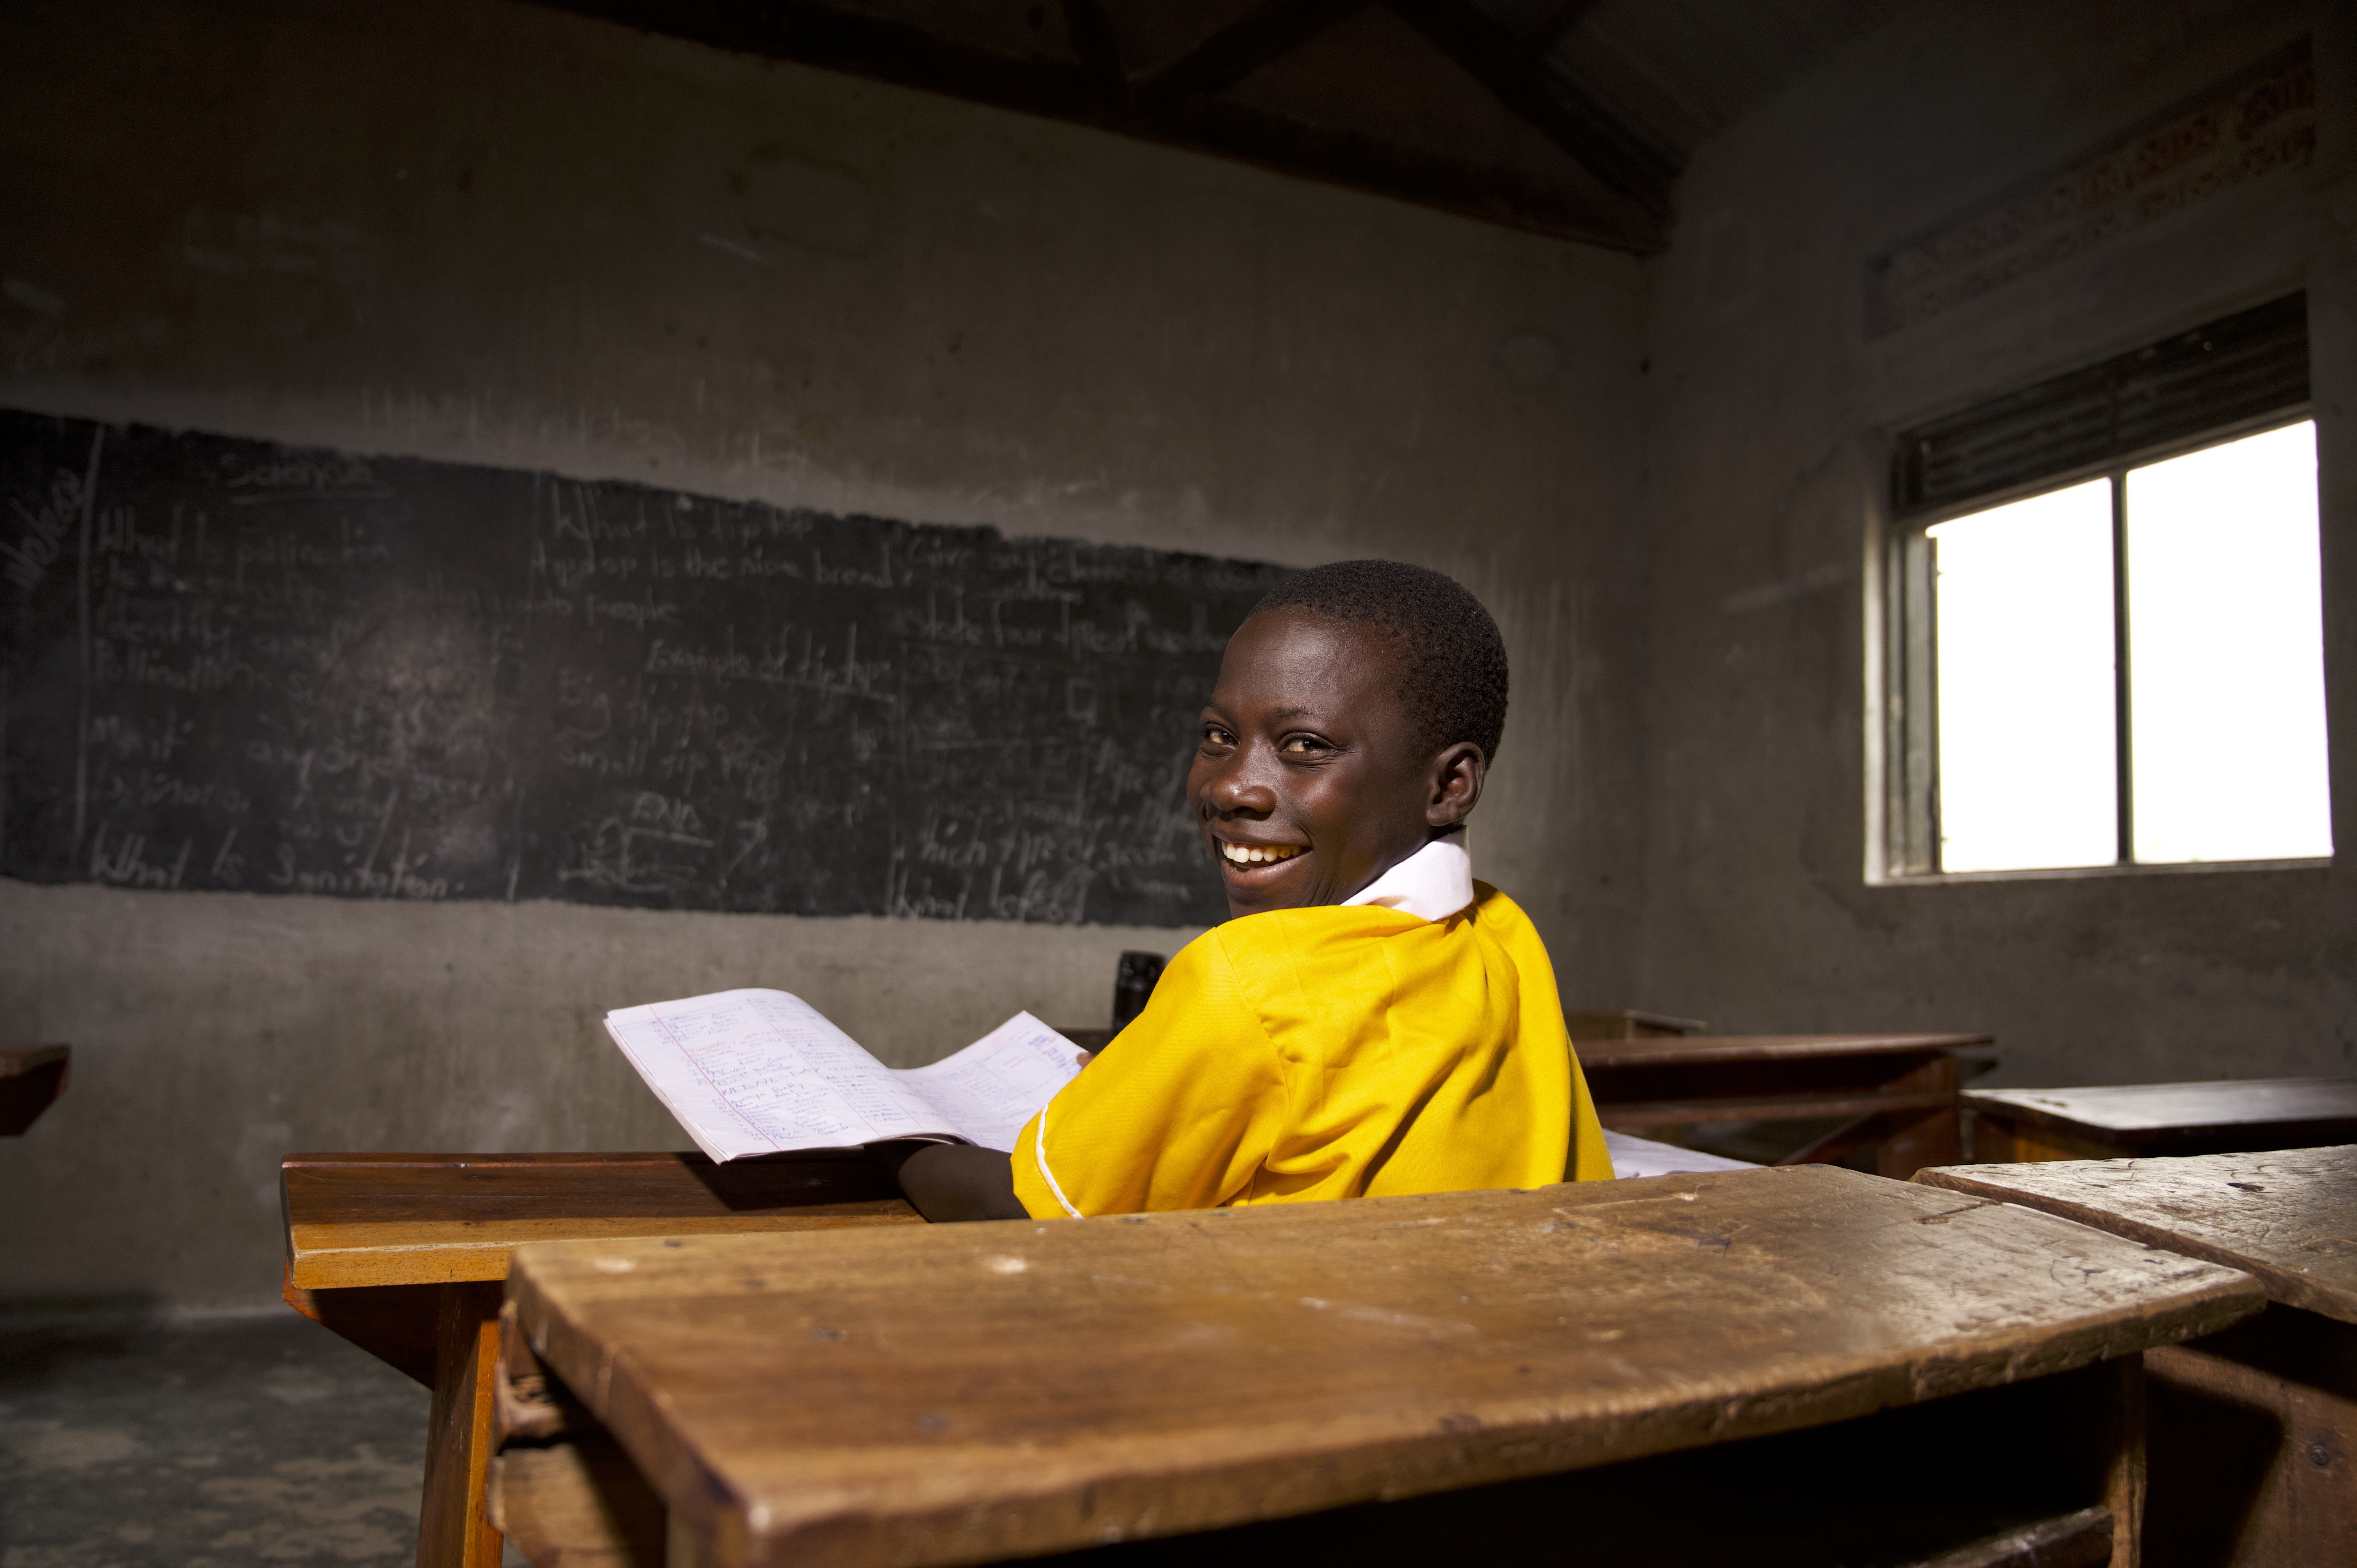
[1058,0,1133,116]
[1171,95,1659,247]
[546,0,1097,116]
[1523,0,1604,57]
[527,0,1669,252]
[1385,0,1675,211]
[1134,0,1372,112]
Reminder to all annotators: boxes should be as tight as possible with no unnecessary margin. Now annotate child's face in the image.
[1189,607,1484,918]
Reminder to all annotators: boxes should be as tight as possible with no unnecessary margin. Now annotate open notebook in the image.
[608,987,1757,1181]
[1600,1130,1758,1180]
[605,989,1083,1163]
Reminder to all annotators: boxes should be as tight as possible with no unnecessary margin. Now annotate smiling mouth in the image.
[1219,840,1304,867]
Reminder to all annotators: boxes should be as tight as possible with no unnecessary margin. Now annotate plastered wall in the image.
[14,0,2348,1312]
[0,0,1649,1305]
[1631,0,2357,1081]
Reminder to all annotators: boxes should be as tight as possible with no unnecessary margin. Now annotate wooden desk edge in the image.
[1596,1089,1953,1129]
[1961,1082,2357,1139]
[1913,1165,2357,1325]
[288,1205,925,1290]
[1577,1033,1991,1068]
[280,1148,889,1172]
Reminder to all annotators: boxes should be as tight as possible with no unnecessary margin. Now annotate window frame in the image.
[1871,303,2327,885]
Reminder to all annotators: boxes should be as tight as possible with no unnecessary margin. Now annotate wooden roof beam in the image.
[1385,0,1675,212]
[1059,0,1134,117]
[1523,0,1604,57]
[1135,0,1373,113]
[527,0,1666,253]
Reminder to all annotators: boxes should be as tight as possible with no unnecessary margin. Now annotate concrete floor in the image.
[0,1309,433,1567]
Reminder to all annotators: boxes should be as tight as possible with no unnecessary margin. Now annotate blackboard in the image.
[0,410,1288,925]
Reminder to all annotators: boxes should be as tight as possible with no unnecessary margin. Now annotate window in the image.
[1881,296,2330,877]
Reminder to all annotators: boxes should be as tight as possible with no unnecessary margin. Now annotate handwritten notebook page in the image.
[606,989,951,1161]
[606,989,1085,1162]
[894,1013,1083,1152]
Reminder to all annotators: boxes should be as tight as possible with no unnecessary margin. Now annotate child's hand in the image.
[891,1142,1026,1222]
[1076,1050,1096,1068]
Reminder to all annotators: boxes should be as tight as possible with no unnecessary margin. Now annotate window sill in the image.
[1870,856,2330,886]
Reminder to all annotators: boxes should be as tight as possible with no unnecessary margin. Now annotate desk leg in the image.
[666,1514,714,1568]
[1873,1055,1960,1178]
[420,1281,506,1568]
[2105,1354,2146,1568]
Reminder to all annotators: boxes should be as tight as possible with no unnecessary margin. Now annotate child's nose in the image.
[1202,760,1276,816]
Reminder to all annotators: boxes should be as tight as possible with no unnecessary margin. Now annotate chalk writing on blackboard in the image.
[0,410,1286,925]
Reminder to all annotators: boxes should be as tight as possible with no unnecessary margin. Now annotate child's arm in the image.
[874,1048,1094,1222]
[886,1142,1027,1222]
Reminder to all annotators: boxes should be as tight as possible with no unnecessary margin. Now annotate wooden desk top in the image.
[1964,1079,2357,1143]
[507,1164,2259,1568]
[1575,1032,1990,1069]
[283,1150,922,1291]
[1917,1146,2357,1324]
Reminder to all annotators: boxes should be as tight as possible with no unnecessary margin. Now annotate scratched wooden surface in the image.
[505,1164,2261,1568]
[283,1151,922,1289]
[1918,1146,2357,1323]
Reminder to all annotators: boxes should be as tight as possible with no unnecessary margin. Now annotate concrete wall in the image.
[1631,0,2357,1082]
[0,0,1650,1306]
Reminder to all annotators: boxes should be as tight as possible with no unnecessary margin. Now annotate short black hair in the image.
[1248,560,1509,761]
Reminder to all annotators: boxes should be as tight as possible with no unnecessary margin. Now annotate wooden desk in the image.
[0,1044,69,1135]
[1965,1078,2357,1162]
[280,1150,923,1568]
[1918,1148,2357,1566]
[1576,1033,1989,1178]
[498,1164,2260,1568]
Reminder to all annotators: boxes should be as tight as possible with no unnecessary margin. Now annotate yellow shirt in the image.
[1011,881,1612,1218]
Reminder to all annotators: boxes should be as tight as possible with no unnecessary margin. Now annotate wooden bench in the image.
[1965,1078,2357,1162]
[279,1149,923,1568]
[1918,1147,2357,1565]
[0,1044,69,1135]
[1576,1033,1989,1177]
[491,1163,2259,1568]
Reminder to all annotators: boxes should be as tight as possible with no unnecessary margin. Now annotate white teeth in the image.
[1221,842,1300,865]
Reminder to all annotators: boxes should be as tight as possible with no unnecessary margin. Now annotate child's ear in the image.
[1426,741,1487,828]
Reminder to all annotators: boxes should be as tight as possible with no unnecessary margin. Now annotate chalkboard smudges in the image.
[0,409,1286,926]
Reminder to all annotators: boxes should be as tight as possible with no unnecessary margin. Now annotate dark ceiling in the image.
[537,0,1892,254]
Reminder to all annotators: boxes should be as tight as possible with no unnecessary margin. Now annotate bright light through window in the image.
[1923,420,2329,874]
[1929,480,2118,872]
[2127,422,2331,862]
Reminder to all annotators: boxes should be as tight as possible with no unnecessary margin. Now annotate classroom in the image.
[2,1,2352,1565]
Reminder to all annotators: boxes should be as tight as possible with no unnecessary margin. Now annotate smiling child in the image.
[895,560,1612,1220]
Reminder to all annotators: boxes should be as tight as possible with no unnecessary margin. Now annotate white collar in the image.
[1341,833,1474,922]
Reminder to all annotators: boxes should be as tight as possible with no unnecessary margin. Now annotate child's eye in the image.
[1279,735,1329,756]
[1201,725,1236,747]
